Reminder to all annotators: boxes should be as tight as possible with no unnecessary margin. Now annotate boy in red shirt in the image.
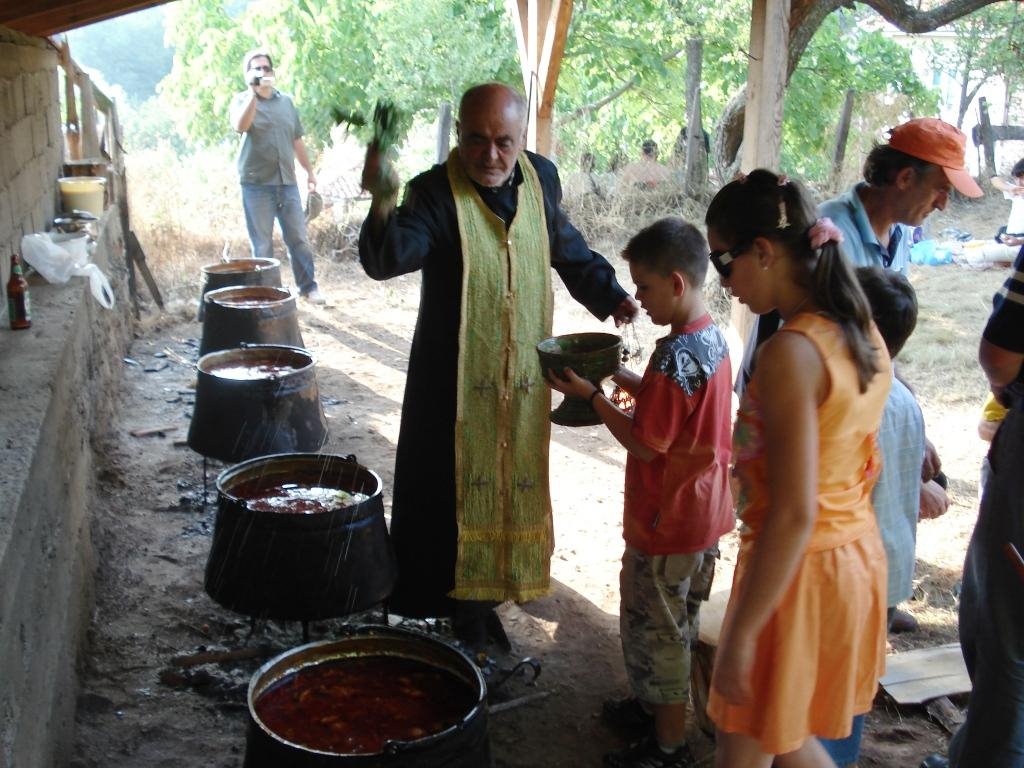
[548,217,734,768]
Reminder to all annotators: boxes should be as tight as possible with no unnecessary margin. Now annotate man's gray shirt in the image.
[233,89,303,186]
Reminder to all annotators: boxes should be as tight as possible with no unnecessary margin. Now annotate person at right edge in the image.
[921,242,1024,768]
[357,83,637,651]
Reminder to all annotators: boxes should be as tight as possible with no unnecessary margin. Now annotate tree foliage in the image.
[925,3,1024,127]
[160,0,517,150]
[154,0,1017,185]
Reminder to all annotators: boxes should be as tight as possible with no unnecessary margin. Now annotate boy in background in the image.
[548,217,734,768]
[822,266,947,768]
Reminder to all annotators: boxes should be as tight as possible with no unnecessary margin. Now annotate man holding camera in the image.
[230,49,324,304]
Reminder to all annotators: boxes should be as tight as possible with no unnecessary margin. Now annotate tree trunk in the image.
[714,0,1007,171]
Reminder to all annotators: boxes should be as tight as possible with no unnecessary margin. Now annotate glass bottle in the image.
[7,253,31,330]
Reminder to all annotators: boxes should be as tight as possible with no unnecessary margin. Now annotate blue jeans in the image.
[241,183,318,295]
[820,714,863,766]
[949,408,1024,767]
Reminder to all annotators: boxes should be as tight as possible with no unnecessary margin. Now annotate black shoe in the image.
[452,600,511,654]
[603,735,696,768]
[601,697,655,739]
[920,756,949,768]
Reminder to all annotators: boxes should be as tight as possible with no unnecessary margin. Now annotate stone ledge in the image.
[0,211,132,768]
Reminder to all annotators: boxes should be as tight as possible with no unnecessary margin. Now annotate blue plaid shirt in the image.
[819,183,912,276]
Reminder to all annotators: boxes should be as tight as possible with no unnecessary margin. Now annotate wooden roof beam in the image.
[2,0,171,37]
[507,0,573,157]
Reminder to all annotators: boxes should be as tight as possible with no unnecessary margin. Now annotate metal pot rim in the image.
[195,345,316,377]
[204,285,295,308]
[215,452,382,506]
[247,626,487,757]
[201,257,281,275]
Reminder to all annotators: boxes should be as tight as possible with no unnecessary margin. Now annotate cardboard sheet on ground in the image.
[696,587,970,705]
[880,642,971,704]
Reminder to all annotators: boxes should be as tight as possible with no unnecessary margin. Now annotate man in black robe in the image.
[358,83,637,648]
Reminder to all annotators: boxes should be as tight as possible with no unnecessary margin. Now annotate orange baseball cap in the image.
[887,118,983,197]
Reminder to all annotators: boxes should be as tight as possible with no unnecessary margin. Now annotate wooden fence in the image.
[56,37,162,316]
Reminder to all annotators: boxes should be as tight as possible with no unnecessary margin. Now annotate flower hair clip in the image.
[807,217,844,249]
[776,175,790,229]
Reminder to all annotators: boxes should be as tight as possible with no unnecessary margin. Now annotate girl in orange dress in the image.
[704,170,891,767]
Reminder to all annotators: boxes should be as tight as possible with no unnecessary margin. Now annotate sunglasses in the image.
[249,64,274,72]
[709,243,750,279]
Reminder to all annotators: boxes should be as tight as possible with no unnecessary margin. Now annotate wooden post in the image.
[683,37,707,198]
[978,96,996,176]
[740,0,789,172]
[507,0,572,156]
[830,89,855,191]
[734,0,789,369]
[58,39,81,160]
[435,102,452,163]
[77,71,100,159]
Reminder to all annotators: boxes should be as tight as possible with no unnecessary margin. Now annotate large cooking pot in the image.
[197,257,282,320]
[206,453,396,621]
[199,285,303,355]
[187,344,328,463]
[244,626,490,767]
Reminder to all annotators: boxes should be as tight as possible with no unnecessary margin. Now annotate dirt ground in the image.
[68,193,1013,767]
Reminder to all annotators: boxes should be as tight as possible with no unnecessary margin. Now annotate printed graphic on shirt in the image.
[649,324,728,396]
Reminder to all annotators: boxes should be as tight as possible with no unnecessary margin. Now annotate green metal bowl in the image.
[536,332,622,426]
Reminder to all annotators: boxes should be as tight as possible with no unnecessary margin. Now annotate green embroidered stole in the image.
[447,152,554,602]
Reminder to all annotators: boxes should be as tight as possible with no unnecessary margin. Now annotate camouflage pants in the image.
[620,545,718,705]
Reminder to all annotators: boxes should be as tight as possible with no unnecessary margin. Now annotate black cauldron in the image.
[206,453,397,621]
[199,285,303,355]
[244,626,490,767]
[198,257,282,320]
[187,345,327,463]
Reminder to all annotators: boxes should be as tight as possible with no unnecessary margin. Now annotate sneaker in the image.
[303,288,326,305]
[603,735,696,768]
[601,697,655,739]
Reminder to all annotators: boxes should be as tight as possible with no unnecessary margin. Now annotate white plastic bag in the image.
[21,233,115,309]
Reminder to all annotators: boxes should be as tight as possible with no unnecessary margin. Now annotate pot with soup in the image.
[187,344,328,463]
[199,285,304,355]
[205,452,396,621]
[243,626,490,767]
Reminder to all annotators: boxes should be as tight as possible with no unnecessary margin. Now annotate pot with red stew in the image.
[206,452,396,621]
[244,626,490,767]
[198,257,282,320]
[187,345,328,463]
[199,285,303,355]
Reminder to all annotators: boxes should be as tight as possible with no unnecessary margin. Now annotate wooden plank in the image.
[697,587,731,646]
[507,0,532,99]
[77,70,100,159]
[127,229,165,309]
[2,0,172,37]
[879,643,970,705]
[536,0,572,157]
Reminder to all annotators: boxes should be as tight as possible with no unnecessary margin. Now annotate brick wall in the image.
[0,27,63,285]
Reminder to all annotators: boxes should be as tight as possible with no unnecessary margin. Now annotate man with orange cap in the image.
[820,117,983,274]
[817,118,982,768]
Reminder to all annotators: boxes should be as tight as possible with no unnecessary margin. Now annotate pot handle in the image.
[488,656,541,693]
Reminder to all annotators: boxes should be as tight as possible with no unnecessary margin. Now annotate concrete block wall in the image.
[0,26,63,286]
[0,25,131,768]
